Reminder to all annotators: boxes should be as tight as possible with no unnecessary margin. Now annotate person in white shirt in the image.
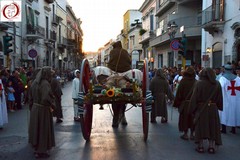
[72,70,81,121]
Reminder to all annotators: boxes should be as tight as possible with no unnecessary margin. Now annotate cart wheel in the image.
[80,103,93,141]
[79,59,93,141]
[142,58,149,141]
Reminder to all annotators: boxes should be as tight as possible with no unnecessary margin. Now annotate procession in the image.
[1,39,240,159]
[1,0,240,159]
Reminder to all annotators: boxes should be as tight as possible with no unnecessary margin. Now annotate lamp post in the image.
[167,21,178,67]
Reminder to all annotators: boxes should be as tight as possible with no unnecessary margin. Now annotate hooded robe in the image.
[173,67,196,132]
[189,68,223,145]
[149,69,174,119]
[28,66,55,153]
[108,41,131,73]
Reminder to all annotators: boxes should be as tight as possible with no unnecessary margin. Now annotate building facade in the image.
[149,0,202,69]
[0,0,83,72]
[202,0,240,68]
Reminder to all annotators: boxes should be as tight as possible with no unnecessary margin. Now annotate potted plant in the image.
[139,29,147,36]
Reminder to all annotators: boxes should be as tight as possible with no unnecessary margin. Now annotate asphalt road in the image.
[0,82,240,160]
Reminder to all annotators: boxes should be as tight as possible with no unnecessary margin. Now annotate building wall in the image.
[202,0,240,67]
[123,10,142,50]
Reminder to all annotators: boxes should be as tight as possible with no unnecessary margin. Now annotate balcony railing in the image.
[139,30,154,44]
[49,31,57,42]
[202,3,225,34]
[26,24,45,39]
[57,37,67,49]
[45,0,54,4]
[0,22,13,30]
[156,0,175,16]
[150,16,202,47]
[52,15,62,26]
[202,4,224,25]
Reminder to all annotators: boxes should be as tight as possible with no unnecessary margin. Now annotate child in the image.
[7,80,15,112]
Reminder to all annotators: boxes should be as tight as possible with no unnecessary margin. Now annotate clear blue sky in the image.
[67,0,145,52]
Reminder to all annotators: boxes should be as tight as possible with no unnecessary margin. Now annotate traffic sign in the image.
[170,40,179,50]
[28,49,37,58]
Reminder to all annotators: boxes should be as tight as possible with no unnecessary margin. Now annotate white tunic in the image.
[218,76,240,126]
[72,77,80,99]
[0,79,8,127]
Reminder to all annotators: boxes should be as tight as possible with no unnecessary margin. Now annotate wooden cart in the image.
[78,58,153,141]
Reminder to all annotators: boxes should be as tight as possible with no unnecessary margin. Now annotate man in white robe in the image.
[72,70,81,121]
[0,79,8,129]
[218,64,240,134]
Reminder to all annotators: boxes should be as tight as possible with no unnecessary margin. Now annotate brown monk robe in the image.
[108,41,131,127]
[189,68,223,154]
[149,69,174,123]
[28,67,56,158]
[108,41,131,73]
[51,71,63,123]
[173,67,196,140]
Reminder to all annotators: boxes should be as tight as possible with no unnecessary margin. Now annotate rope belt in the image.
[33,103,45,107]
[198,102,216,106]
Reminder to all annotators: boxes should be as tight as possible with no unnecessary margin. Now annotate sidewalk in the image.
[0,106,33,160]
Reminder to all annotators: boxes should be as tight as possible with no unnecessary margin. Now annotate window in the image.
[150,15,154,31]
[36,16,38,26]
[159,19,164,34]
[132,36,135,46]
[235,28,240,37]
[26,6,35,26]
[46,16,49,39]
[0,41,3,51]
[52,4,55,19]
[158,54,163,68]
[59,25,61,43]
[159,0,164,7]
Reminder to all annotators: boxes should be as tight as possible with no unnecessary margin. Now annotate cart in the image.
[78,58,153,141]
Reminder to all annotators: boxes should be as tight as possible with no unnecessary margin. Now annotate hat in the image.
[74,69,80,76]
[224,64,232,70]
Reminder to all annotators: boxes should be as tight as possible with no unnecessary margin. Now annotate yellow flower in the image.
[106,89,115,97]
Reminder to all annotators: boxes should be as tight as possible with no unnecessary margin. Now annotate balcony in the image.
[139,30,154,44]
[57,37,67,50]
[0,22,13,30]
[66,38,78,51]
[26,24,45,40]
[156,0,175,17]
[174,0,196,4]
[150,16,202,47]
[49,31,57,42]
[45,0,54,4]
[52,15,62,26]
[202,4,225,35]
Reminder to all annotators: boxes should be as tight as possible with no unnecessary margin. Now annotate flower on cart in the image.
[106,88,115,97]
[114,88,122,96]
[101,89,107,95]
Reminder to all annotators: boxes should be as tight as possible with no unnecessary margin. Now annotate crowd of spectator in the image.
[0,66,75,113]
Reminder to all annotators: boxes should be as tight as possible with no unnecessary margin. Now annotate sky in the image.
[67,0,145,52]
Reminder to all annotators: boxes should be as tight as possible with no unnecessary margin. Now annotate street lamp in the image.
[167,21,178,67]
[167,21,178,40]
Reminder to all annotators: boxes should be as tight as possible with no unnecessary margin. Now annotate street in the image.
[0,81,240,160]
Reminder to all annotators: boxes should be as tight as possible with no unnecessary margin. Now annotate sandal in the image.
[190,135,195,140]
[180,135,189,140]
[195,146,204,153]
[161,118,168,123]
[208,147,215,154]
[34,153,41,159]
